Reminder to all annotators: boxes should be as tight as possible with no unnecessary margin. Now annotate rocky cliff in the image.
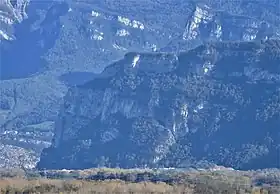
[1,0,280,169]
[0,0,29,42]
[38,39,280,170]
[162,1,280,51]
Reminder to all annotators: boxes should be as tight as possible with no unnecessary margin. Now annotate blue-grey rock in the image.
[1,0,280,169]
[38,40,280,170]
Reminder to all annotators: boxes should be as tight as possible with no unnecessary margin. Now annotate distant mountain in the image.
[1,0,280,169]
[38,40,280,170]
[162,0,280,51]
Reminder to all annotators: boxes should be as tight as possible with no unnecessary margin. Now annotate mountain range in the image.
[0,0,280,169]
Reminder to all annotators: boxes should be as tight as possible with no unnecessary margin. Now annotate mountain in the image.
[0,0,69,168]
[37,39,280,170]
[1,0,280,168]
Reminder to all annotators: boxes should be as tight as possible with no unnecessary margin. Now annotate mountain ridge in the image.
[1,0,280,169]
[37,39,280,170]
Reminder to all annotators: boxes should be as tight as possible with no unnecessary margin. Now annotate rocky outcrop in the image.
[38,40,280,170]
[0,0,29,41]
[162,1,280,51]
[183,4,275,41]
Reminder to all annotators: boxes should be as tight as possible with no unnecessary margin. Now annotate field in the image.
[0,168,280,193]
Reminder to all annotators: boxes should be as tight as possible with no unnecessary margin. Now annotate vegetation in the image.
[0,168,279,193]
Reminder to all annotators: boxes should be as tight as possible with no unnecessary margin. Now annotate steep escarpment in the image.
[38,40,280,170]
[163,1,280,51]
[2,0,280,169]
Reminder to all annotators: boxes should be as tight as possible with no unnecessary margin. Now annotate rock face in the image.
[38,40,280,170]
[0,0,29,42]
[1,0,280,168]
[184,4,276,41]
[162,1,280,51]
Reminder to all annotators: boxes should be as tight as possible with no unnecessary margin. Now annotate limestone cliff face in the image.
[183,3,278,42]
[38,40,280,170]
[0,0,29,41]
[163,1,280,52]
